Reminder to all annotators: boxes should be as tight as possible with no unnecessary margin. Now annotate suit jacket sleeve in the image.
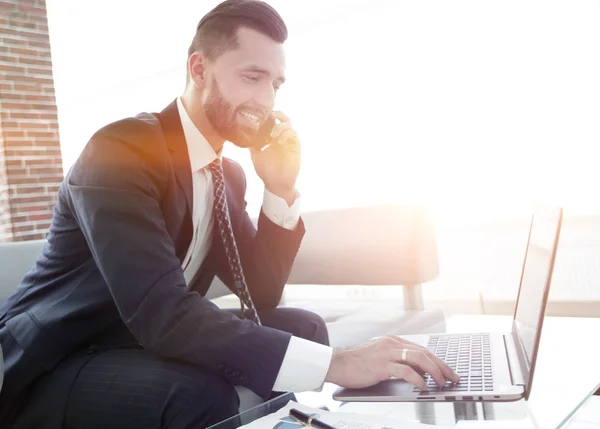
[217,161,305,310]
[66,118,291,399]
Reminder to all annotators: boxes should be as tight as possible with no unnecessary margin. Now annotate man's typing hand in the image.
[324,335,460,391]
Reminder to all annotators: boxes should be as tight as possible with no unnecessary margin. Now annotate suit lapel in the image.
[156,100,240,227]
[157,100,194,215]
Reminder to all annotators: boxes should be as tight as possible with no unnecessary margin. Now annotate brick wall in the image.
[0,0,63,242]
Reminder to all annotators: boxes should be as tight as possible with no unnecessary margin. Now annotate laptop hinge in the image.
[503,334,526,386]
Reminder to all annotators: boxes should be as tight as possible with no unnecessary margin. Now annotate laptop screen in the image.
[513,205,562,396]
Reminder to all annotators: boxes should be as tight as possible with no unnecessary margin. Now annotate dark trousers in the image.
[10,308,329,429]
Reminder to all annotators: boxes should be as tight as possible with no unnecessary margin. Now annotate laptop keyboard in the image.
[413,334,494,393]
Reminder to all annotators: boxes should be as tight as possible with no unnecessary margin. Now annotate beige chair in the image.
[288,204,438,308]
[287,204,445,348]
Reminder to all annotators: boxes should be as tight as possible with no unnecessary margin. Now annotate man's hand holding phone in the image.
[250,111,300,207]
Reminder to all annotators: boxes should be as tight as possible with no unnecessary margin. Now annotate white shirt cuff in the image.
[272,336,333,392]
[262,188,301,230]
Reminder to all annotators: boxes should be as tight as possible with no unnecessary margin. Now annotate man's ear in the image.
[188,51,207,90]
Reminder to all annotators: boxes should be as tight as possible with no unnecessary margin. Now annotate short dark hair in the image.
[187,0,287,73]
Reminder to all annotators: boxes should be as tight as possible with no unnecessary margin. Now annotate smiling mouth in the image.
[237,110,261,127]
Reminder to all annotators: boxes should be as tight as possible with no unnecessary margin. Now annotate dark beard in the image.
[204,78,256,148]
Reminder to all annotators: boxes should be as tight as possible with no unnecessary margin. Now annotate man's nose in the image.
[254,86,275,112]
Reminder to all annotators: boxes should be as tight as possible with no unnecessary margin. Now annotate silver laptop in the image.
[334,204,563,402]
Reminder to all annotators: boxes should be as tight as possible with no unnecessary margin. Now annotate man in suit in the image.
[0,1,459,428]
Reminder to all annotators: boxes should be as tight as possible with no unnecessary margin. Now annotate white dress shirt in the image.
[176,97,333,392]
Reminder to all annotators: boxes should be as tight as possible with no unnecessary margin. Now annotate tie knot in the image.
[207,158,222,175]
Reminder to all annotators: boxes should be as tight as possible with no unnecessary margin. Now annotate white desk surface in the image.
[297,314,600,428]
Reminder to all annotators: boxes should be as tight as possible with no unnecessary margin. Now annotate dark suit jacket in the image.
[0,100,305,421]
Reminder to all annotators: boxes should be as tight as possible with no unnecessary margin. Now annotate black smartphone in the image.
[251,114,276,150]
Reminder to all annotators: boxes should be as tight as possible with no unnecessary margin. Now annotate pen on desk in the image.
[289,408,338,429]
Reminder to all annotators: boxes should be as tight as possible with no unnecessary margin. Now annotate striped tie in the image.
[207,159,261,325]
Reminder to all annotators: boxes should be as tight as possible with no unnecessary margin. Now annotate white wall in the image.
[46,0,600,224]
